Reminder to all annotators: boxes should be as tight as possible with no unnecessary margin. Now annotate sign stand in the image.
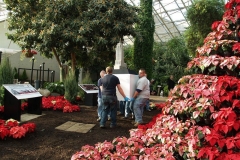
[3,84,42,121]
[79,84,98,106]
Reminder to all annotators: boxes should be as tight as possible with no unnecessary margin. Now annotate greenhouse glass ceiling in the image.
[0,0,228,44]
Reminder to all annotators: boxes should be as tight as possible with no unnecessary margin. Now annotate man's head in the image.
[106,66,113,74]
[100,70,106,78]
[170,75,173,80]
[139,68,146,78]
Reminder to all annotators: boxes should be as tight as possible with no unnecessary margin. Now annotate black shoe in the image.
[110,125,116,129]
[100,125,105,129]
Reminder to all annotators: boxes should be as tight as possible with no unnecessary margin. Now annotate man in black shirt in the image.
[99,66,129,128]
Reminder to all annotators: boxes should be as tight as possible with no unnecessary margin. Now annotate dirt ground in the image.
[0,99,162,160]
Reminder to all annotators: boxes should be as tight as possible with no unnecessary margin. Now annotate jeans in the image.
[97,98,102,118]
[133,98,148,123]
[145,99,150,110]
[119,101,125,115]
[124,101,134,117]
[98,98,110,119]
[100,95,117,127]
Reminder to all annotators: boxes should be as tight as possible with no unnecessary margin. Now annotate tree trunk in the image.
[71,52,76,72]
[52,47,63,82]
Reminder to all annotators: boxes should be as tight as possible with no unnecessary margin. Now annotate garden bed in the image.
[0,104,161,159]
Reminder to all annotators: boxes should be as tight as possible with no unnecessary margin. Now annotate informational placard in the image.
[79,84,99,94]
[3,84,42,100]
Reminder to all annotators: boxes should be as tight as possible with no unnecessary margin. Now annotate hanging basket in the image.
[23,49,37,58]
[25,52,34,58]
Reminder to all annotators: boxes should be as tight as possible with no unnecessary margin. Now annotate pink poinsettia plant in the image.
[71,0,240,159]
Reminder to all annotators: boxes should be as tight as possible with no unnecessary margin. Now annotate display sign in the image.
[3,84,42,100]
[79,84,99,94]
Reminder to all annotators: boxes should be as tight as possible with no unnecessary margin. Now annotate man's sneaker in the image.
[108,117,111,121]
[100,125,105,129]
[147,109,151,112]
[97,118,101,122]
[134,122,143,127]
[121,116,128,119]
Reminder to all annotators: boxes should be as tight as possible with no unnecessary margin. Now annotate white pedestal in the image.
[113,74,139,101]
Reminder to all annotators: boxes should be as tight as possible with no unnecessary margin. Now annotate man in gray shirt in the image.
[131,68,150,127]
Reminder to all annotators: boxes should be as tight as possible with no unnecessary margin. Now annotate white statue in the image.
[114,41,127,69]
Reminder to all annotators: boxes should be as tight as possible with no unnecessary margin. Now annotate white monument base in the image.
[113,74,139,101]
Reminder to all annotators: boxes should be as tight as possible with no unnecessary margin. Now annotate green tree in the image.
[0,57,14,85]
[152,37,190,90]
[185,0,224,56]
[4,0,139,77]
[133,0,155,78]
[123,45,134,70]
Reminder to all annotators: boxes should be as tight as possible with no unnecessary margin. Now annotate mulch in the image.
[0,102,162,160]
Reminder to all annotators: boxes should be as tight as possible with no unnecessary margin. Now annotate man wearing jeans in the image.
[99,66,129,128]
[97,70,111,122]
[131,69,150,127]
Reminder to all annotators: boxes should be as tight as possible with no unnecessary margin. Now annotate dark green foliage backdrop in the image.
[185,0,224,56]
[133,0,155,78]
[152,37,190,91]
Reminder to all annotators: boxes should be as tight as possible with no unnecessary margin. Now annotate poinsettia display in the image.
[42,96,80,113]
[0,96,80,113]
[72,1,240,159]
[0,118,36,140]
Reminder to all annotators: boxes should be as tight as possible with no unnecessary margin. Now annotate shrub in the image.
[44,82,65,95]
[64,70,78,103]
[20,69,28,81]
[0,57,14,85]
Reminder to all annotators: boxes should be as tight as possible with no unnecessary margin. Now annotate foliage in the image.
[4,0,139,72]
[72,1,240,159]
[133,0,154,79]
[79,71,93,101]
[152,37,190,90]
[0,57,14,85]
[20,69,28,81]
[185,0,224,56]
[0,86,4,106]
[13,67,18,79]
[64,71,79,103]
[123,45,135,70]
[43,82,65,95]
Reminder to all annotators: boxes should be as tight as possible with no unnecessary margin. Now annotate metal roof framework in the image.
[124,0,194,44]
[4,0,231,44]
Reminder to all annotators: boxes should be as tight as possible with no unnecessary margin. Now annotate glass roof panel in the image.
[124,0,193,44]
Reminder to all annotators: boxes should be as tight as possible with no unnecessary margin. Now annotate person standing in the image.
[167,75,175,92]
[99,66,129,128]
[97,70,111,122]
[131,69,150,127]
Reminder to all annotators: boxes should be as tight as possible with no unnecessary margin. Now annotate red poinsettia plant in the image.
[0,118,36,140]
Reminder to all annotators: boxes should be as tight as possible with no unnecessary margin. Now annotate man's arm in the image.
[116,84,126,98]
